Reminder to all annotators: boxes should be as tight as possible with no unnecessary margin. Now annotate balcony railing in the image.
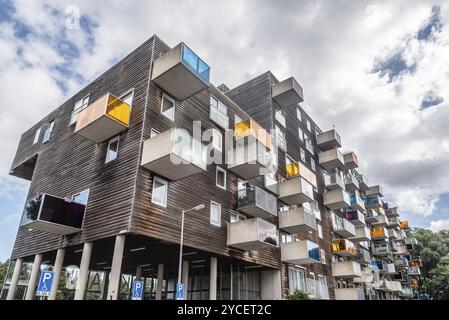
[372,260,388,273]
[209,104,229,129]
[364,195,382,209]
[20,193,85,235]
[385,207,400,217]
[318,149,345,170]
[343,152,359,169]
[334,287,365,300]
[151,43,210,100]
[355,247,372,265]
[271,77,304,107]
[346,210,365,226]
[372,243,392,256]
[371,227,388,240]
[332,239,356,257]
[141,128,207,181]
[394,257,409,269]
[281,240,321,265]
[332,213,356,238]
[227,218,278,251]
[400,220,410,230]
[393,271,407,282]
[366,185,383,197]
[279,207,317,234]
[371,213,388,227]
[74,93,131,143]
[365,209,379,223]
[324,171,345,190]
[316,129,342,150]
[379,280,402,292]
[324,189,350,210]
[387,217,400,227]
[350,225,371,242]
[355,174,370,191]
[227,140,273,180]
[237,185,277,220]
[285,161,317,188]
[332,261,362,278]
[344,173,360,192]
[349,194,365,211]
[234,119,272,149]
[278,177,314,205]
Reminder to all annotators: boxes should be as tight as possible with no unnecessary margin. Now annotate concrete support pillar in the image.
[48,248,65,300]
[156,263,164,300]
[74,242,93,300]
[182,260,189,300]
[209,257,217,300]
[6,258,23,300]
[25,253,43,300]
[107,235,126,300]
[261,270,282,300]
[135,266,142,281]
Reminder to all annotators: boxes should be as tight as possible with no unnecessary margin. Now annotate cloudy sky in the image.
[0,0,448,261]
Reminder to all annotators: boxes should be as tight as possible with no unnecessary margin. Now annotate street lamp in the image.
[177,204,205,299]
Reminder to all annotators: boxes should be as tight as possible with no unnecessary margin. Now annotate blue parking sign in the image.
[176,283,184,300]
[132,280,144,300]
[36,271,54,296]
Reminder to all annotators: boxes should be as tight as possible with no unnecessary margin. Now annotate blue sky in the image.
[1,0,449,261]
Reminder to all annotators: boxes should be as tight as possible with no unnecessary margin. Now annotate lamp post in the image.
[177,204,205,299]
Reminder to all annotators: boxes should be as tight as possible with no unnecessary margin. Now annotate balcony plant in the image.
[288,289,310,300]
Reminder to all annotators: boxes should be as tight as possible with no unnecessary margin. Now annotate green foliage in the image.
[0,260,10,289]
[288,289,310,300]
[426,256,449,300]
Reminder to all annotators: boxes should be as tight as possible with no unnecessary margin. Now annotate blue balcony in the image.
[364,195,382,209]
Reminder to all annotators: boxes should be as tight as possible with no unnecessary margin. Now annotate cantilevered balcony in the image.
[393,245,408,255]
[385,207,400,217]
[364,195,382,209]
[394,257,409,269]
[324,189,350,210]
[372,243,392,256]
[400,287,414,298]
[408,266,421,276]
[324,171,345,190]
[332,213,356,238]
[344,173,360,193]
[387,217,400,228]
[366,185,383,197]
[373,260,388,273]
[371,227,388,240]
[379,280,402,292]
[332,239,356,257]
[237,185,277,220]
[400,220,410,230]
[285,161,317,187]
[318,149,345,170]
[346,210,365,226]
[334,288,365,300]
[74,93,131,143]
[343,152,359,169]
[393,272,407,282]
[365,209,379,223]
[355,247,372,265]
[332,261,362,278]
[234,119,272,150]
[281,240,321,265]
[141,128,207,181]
[349,193,365,211]
[151,43,210,100]
[316,129,342,150]
[20,193,85,235]
[279,207,317,234]
[355,174,370,192]
[410,259,423,267]
[227,218,278,251]
[228,140,273,180]
[371,214,388,228]
[386,263,396,274]
[350,225,372,242]
[278,177,314,205]
[271,77,304,107]
[387,228,399,240]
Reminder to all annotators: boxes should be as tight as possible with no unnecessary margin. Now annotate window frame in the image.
[212,128,223,152]
[119,89,134,109]
[215,166,227,190]
[151,176,169,208]
[33,127,41,145]
[105,136,120,163]
[298,127,304,142]
[275,125,286,151]
[318,224,323,239]
[71,189,90,206]
[161,93,176,121]
[300,148,306,162]
[296,108,302,122]
[70,95,90,126]
[210,201,222,227]
[42,120,55,144]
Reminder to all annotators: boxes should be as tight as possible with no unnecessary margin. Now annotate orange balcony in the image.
[285,161,317,188]
[400,220,410,229]
[410,259,423,267]
[75,93,131,143]
[371,227,388,240]
[332,239,356,257]
[234,119,272,149]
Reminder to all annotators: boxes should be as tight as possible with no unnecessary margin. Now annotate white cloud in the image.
[429,218,449,232]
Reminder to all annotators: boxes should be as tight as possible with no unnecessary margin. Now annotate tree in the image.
[425,255,449,300]
[0,260,10,290]
[288,290,310,300]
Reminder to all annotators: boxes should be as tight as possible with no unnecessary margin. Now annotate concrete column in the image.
[209,257,217,300]
[156,263,164,300]
[25,253,43,300]
[6,258,23,300]
[135,266,142,281]
[107,235,126,300]
[48,248,65,300]
[261,270,282,300]
[182,260,189,300]
[74,242,93,300]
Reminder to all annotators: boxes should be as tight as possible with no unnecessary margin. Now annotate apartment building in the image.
[1,34,421,300]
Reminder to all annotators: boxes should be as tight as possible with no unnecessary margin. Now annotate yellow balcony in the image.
[410,259,423,267]
[371,227,387,240]
[75,93,131,143]
[286,161,317,187]
[332,239,356,257]
[400,220,410,229]
[234,119,272,149]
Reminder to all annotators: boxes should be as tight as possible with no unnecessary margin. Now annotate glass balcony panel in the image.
[355,174,370,191]
[227,218,278,251]
[324,171,344,190]
[324,189,350,210]
[237,185,277,219]
[316,129,342,150]
[279,207,317,233]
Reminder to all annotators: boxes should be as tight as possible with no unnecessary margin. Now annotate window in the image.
[212,129,222,152]
[318,224,323,239]
[33,127,41,144]
[300,148,306,162]
[210,201,221,227]
[320,251,326,265]
[120,90,134,108]
[105,136,119,163]
[275,125,286,151]
[161,94,175,121]
[72,189,89,205]
[275,109,286,127]
[306,119,312,132]
[230,212,246,223]
[235,114,242,124]
[43,121,55,143]
[210,96,229,129]
[288,267,306,293]
[70,95,90,125]
[296,108,302,121]
[150,129,160,138]
[298,127,304,142]
[311,158,316,172]
[216,166,226,190]
[281,233,293,243]
[151,177,168,207]
[304,133,314,154]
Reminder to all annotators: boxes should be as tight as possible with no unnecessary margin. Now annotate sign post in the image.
[176,283,184,300]
[36,271,54,297]
[131,280,144,300]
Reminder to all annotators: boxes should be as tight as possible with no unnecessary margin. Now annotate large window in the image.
[72,189,89,205]
[151,177,168,207]
[70,95,90,125]
[161,93,175,121]
[105,136,119,163]
[288,267,306,293]
[210,96,229,129]
[33,127,41,144]
[216,166,226,190]
[275,125,286,151]
[210,201,221,227]
[43,120,55,144]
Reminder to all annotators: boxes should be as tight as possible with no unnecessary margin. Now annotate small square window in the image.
[151,177,168,207]
[161,94,175,121]
[33,127,41,145]
[216,166,226,190]
[105,136,119,163]
[210,201,221,227]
